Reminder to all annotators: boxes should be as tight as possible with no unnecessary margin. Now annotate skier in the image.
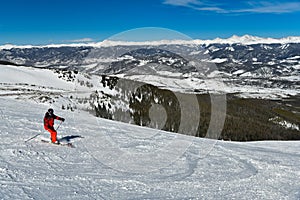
[44,108,65,143]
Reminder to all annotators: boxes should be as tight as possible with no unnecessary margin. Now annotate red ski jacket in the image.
[44,112,63,130]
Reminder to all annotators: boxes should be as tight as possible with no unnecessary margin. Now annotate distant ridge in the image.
[1,35,300,49]
[0,60,19,66]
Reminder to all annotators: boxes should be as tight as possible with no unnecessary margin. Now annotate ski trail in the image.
[0,98,300,199]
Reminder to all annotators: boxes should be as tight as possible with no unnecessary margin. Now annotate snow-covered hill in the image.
[0,93,300,199]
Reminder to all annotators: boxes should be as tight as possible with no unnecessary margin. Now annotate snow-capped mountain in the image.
[197,34,300,45]
[1,35,300,50]
[1,35,299,81]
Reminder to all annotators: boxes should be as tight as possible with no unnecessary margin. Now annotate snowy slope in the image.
[1,96,300,199]
[0,65,75,91]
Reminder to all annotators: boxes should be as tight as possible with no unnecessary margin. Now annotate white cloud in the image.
[163,0,202,6]
[234,2,300,14]
[163,0,300,14]
[194,6,224,12]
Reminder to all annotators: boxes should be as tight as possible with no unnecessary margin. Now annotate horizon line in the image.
[1,34,300,48]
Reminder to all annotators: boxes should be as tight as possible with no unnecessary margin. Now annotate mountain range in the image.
[0,35,299,98]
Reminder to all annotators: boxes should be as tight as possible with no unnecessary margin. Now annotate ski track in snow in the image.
[0,98,300,199]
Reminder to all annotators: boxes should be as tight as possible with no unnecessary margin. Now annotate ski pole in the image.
[56,121,63,131]
[25,133,41,143]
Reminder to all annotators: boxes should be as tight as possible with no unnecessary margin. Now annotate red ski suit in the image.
[44,112,63,143]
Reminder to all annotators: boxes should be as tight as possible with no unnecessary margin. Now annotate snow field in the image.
[0,98,299,199]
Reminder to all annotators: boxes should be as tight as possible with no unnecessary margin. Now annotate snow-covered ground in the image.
[0,64,299,199]
[0,96,300,199]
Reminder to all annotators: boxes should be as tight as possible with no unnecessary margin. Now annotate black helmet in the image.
[48,108,54,114]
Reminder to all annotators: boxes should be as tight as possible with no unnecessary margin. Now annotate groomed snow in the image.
[0,97,300,199]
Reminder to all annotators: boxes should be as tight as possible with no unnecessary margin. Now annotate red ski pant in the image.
[45,127,57,143]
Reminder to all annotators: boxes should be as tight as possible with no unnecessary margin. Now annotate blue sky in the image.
[1,0,300,45]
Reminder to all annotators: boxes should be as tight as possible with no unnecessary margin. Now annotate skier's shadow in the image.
[59,135,84,143]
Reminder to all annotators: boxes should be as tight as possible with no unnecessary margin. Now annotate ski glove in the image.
[61,118,65,122]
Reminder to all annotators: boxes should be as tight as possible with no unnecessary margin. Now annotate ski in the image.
[41,139,75,148]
